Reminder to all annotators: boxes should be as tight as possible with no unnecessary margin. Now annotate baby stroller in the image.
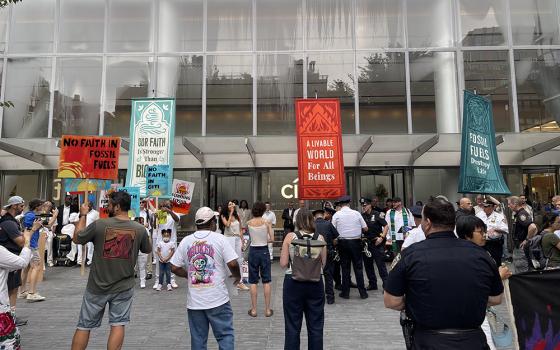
[54,213,79,266]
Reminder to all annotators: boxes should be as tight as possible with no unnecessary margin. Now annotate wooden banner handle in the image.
[81,184,89,276]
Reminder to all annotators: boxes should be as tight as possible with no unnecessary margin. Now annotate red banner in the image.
[295,99,345,199]
[58,135,121,180]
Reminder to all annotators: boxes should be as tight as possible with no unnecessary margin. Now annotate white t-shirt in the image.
[86,209,100,227]
[263,210,276,226]
[170,230,238,310]
[157,212,180,243]
[332,206,367,239]
[401,226,426,249]
[157,240,175,261]
[385,208,415,241]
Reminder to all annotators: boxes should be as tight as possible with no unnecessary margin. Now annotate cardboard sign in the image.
[171,179,195,215]
[58,135,120,180]
[295,99,345,199]
[146,165,170,197]
[126,98,175,196]
[98,184,120,219]
[116,186,140,217]
[64,179,112,193]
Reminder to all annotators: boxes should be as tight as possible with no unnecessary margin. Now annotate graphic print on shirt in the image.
[103,227,136,259]
[187,240,215,287]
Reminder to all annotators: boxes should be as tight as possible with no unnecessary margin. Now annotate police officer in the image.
[313,208,339,304]
[476,199,508,266]
[507,196,538,272]
[360,197,389,290]
[331,195,368,299]
[384,198,504,349]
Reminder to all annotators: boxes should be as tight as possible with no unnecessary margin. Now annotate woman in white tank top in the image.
[221,201,249,291]
[246,202,274,317]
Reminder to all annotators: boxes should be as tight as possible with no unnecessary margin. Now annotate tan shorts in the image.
[30,248,41,266]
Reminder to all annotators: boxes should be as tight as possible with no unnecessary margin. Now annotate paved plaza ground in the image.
[16,261,513,349]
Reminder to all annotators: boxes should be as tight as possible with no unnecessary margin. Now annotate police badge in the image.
[520,214,527,221]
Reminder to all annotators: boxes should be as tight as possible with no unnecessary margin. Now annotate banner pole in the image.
[81,182,89,277]
[504,279,520,350]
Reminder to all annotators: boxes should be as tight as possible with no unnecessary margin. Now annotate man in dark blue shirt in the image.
[384,198,503,350]
[360,197,388,290]
[313,208,339,304]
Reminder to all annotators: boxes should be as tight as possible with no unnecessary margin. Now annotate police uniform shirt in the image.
[362,210,387,239]
[476,210,508,239]
[385,231,503,330]
[513,208,532,242]
[332,206,367,239]
[315,218,339,249]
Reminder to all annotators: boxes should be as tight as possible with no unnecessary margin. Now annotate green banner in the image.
[126,98,175,197]
[458,91,510,195]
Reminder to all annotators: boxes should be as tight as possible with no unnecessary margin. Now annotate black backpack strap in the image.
[312,231,320,240]
[294,231,303,239]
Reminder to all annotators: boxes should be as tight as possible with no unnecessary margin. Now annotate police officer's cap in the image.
[324,207,336,215]
[359,197,372,205]
[410,205,423,218]
[336,195,351,204]
[482,199,496,207]
[312,208,325,216]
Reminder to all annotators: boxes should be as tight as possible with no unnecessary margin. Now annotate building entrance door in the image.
[208,170,254,211]
[523,169,557,210]
[359,169,405,207]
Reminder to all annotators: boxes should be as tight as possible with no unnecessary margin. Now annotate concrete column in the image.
[157,0,180,97]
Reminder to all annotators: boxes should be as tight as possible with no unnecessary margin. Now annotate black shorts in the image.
[7,270,22,290]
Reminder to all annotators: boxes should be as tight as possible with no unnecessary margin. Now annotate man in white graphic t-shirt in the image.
[171,207,241,350]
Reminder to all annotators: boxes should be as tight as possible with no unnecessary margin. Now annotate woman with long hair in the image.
[246,202,274,317]
[220,201,249,291]
[280,209,327,350]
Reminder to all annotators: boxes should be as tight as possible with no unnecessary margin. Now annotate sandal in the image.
[265,309,274,317]
[248,309,257,317]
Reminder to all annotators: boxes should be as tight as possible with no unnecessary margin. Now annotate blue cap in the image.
[336,195,351,204]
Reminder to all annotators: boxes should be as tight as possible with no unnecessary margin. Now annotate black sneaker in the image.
[350,282,358,288]
[334,284,342,291]
[327,299,335,305]
[338,293,350,299]
[15,317,28,326]
[360,292,369,299]
[366,285,378,291]
[146,273,152,280]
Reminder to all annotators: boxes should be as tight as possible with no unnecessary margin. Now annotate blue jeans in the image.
[187,302,234,350]
[159,262,171,285]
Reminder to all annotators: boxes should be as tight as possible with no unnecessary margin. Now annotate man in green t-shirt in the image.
[542,232,560,268]
[71,191,151,350]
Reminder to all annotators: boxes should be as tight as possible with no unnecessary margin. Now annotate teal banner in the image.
[126,98,175,197]
[145,164,170,197]
[458,91,511,195]
[117,186,141,217]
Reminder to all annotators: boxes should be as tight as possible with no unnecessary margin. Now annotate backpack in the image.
[525,231,549,270]
[290,231,326,282]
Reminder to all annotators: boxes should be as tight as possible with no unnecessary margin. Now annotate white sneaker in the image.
[48,262,54,267]
[171,280,178,289]
[26,293,46,302]
[156,284,162,291]
[237,283,250,291]
[17,291,28,299]
[153,282,159,290]
[167,284,172,291]
[140,281,146,289]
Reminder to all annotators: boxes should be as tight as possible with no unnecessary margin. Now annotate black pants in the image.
[333,258,341,287]
[338,239,366,296]
[323,257,335,302]
[363,240,388,288]
[485,239,503,266]
[283,275,324,350]
[412,328,489,350]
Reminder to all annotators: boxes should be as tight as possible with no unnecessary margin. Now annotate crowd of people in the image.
[0,190,559,349]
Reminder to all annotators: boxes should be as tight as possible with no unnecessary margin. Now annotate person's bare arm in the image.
[267,222,274,243]
[384,292,405,311]
[280,234,292,268]
[171,263,187,278]
[227,259,241,285]
[72,203,89,244]
[488,294,503,306]
[527,223,538,239]
[221,215,231,228]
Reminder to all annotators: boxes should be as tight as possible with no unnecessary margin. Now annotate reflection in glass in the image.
[306,0,354,50]
[158,56,203,136]
[103,57,152,136]
[515,50,560,132]
[2,58,51,138]
[59,0,105,53]
[510,0,560,46]
[258,169,298,209]
[158,0,203,52]
[9,0,54,53]
[2,172,40,206]
[356,0,404,49]
[257,55,303,135]
[358,52,407,134]
[207,0,252,51]
[406,0,454,48]
[460,0,508,46]
[463,51,513,132]
[307,53,355,134]
[256,0,303,51]
[53,58,102,137]
[410,52,458,133]
[108,0,153,52]
[206,55,253,135]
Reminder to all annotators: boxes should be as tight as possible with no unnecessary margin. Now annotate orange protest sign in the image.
[58,135,120,180]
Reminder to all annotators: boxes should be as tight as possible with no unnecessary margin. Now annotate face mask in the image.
[163,237,170,243]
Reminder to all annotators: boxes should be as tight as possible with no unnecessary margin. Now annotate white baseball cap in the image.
[69,212,80,223]
[4,196,24,209]
[195,207,216,225]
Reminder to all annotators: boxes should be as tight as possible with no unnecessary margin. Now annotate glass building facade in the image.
[1,0,560,229]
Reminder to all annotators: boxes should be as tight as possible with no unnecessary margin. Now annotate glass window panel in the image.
[206,55,253,135]
[306,0,354,50]
[459,0,508,46]
[2,171,41,206]
[510,0,560,46]
[410,52,458,133]
[158,56,203,136]
[53,58,102,137]
[59,0,105,53]
[173,170,202,230]
[515,50,560,132]
[9,0,54,53]
[108,0,153,52]
[158,0,203,52]
[257,54,303,135]
[2,58,51,138]
[358,52,407,134]
[103,57,153,136]
[0,10,9,53]
[406,0,454,48]
[463,50,514,132]
[307,53,355,134]
[256,0,303,51]
[356,0,404,49]
[207,0,252,52]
